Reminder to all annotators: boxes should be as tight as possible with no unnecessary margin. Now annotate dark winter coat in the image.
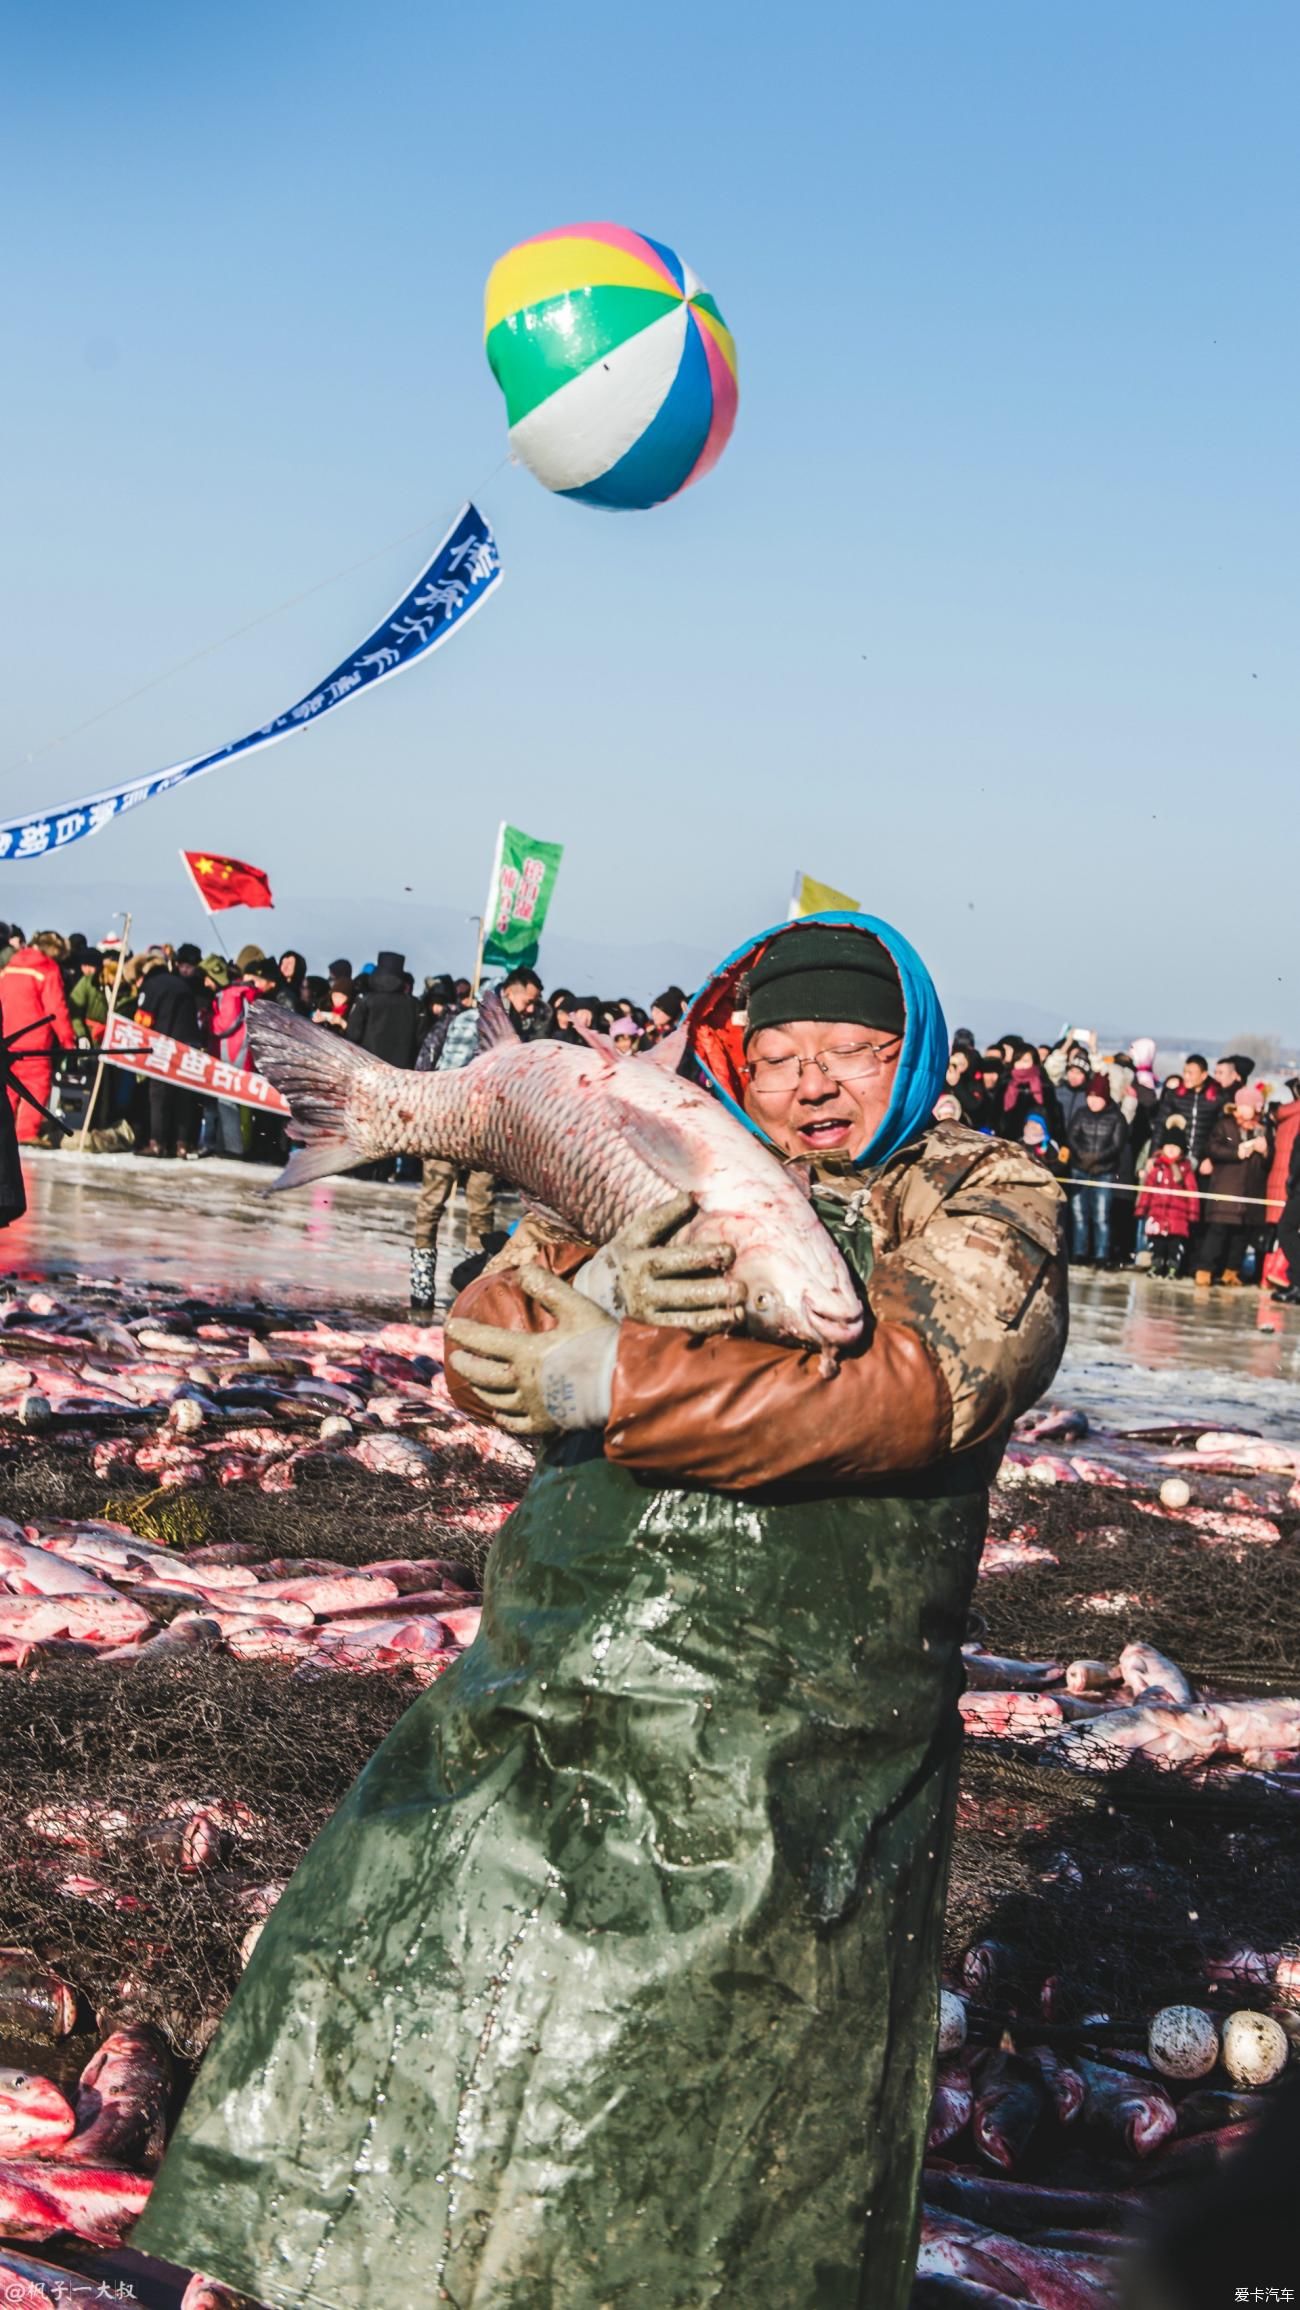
[1153,1078,1222,1167]
[996,1064,1060,1144]
[1127,1081,1159,1164]
[949,1070,992,1130]
[345,970,422,1069]
[1203,1110,1271,1230]
[1067,1101,1128,1176]
[135,965,201,1048]
[0,1049,26,1225]
[1055,1077,1091,1140]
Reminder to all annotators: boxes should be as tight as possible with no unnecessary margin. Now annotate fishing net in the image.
[0,1435,525,1589]
[0,1323,1296,2099]
[946,1756,1300,2039]
[947,1476,1300,2035]
[0,1656,416,2079]
[976,1485,1300,1687]
[0,1407,528,2081]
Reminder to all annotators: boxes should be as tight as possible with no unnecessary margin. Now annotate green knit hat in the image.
[744,924,904,1038]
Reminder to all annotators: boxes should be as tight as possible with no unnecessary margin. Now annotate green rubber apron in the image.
[138,1197,988,2310]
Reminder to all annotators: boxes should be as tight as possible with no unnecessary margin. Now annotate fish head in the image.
[0,2064,70,2116]
[719,1224,864,1355]
[1128,2088,1176,2152]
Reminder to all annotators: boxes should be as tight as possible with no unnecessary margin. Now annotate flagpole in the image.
[788,869,803,922]
[180,849,230,959]
[469,820,504,1001]
[76,911,131,1153]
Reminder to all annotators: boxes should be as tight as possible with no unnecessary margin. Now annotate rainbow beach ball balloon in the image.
[484,221,738,510]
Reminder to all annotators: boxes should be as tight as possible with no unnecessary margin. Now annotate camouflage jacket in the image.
[834,1118,1068,1456]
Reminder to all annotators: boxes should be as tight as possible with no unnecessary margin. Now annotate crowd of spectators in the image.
[2,919,1297,1302]
[935,1029,1300,1299]
[0,922,688,1169]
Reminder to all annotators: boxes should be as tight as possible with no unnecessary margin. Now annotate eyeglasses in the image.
[745,1036,904,1094]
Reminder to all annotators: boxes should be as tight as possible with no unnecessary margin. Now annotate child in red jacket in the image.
[1136,1129,1200,1277]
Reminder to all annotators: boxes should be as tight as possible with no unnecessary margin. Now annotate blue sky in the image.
[1,1,1295,1037]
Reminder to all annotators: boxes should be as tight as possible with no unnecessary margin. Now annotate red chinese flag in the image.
[182,851,274,912]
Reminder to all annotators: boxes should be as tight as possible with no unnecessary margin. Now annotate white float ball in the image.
[1160,1478,1192,1510]
[938,1990,968,2054]
[1221,2009,1289,2087]
[1148,2004,1219,2080]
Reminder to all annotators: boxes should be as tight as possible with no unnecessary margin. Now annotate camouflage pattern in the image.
[818,1119,1068,1453]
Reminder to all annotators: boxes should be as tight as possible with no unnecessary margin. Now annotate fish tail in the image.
[245,1010,387,1190]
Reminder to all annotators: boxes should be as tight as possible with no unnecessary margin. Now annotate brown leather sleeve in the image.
[443,1234,592,1420]
[604,1318,951,1490]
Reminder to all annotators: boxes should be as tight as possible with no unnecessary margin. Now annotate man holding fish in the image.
[138,914,1068,2310]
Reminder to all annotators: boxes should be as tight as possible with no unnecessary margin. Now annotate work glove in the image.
[447,1266,619,1437]
[574,1193,745,1333]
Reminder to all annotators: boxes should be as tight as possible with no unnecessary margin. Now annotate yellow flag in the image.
[788,870,860,920]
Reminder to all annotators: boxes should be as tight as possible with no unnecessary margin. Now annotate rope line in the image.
[1065,1176,1285,1209]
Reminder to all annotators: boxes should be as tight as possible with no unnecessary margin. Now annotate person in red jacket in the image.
[1135,1128,1200,1277]
[0,932,75,1142]
[1266,1080,1300,1229]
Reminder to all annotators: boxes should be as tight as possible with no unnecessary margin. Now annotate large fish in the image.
[247,1000,863,1355]
[1074,2057,1176,2157]
[0,1538,115,1601]
[917,2210,1114,2310]
[972,2048,1052,2171]
[922,2170,1141,2233]
[928,2061,974,2152]
[63,2026,171,2171]
[0,2157,150,2245]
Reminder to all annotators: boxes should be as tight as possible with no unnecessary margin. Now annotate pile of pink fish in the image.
[1004,1401,1300,1518]
[0,1286,530,1494]
[966,1406,1300,1792]
[0,1282,540,1682]
[0,1516,491,1684]
[959,1635,1300,1790]
[0,2017,166,2249]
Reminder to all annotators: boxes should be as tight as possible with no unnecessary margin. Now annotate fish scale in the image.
[247,1003,864,1350]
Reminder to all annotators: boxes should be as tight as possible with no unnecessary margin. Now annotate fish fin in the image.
[574,1022,621,1063]
[474,988,517,1052]
[604,1097,699,1195]
[245,1008,384,1190]
[782,1159,814,1200]
[639,1020,690,1074]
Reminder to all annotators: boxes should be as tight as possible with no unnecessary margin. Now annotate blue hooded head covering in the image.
[683,911,949,1170]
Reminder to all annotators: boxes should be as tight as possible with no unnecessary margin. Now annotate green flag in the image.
[481,820,564,973]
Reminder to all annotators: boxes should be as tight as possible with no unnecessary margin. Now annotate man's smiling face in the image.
[742,1019,903,1165]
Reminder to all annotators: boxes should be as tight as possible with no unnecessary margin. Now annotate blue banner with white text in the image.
[0,502,501,861]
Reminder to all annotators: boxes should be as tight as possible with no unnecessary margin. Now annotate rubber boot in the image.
[1220,1270,1241,1287]
[1193,1269,1213,1286]
[409,1246,437,1322]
